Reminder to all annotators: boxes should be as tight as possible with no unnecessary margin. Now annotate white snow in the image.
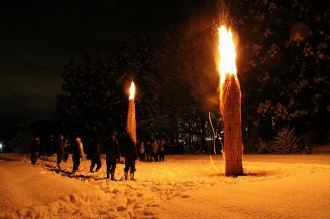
[0,153,329,219]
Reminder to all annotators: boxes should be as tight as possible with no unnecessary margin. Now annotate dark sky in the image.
[0,0,217,133]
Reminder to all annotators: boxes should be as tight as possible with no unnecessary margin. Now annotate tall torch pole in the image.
[127,81,137,145]
[218,26,243,176]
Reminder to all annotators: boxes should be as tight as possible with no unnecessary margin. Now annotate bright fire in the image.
[129,81,135,100]
[218,26,237,88]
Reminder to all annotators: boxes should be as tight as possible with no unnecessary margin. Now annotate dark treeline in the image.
[4,0,330,154]
[230,0,330,151]
[56,29,221,154]
[56,0,330,154]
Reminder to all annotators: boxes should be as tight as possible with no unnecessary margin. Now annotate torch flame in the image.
[129,81,135,100]
[218,26,237,88]
[217,25,244,176]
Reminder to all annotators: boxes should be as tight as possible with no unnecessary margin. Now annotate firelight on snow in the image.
[217,25,244,176]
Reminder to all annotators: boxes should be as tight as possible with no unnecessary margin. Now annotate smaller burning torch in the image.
[127,81,137,145]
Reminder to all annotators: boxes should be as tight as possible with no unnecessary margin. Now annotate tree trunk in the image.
[220,75,244,176]
[127,99,136,145]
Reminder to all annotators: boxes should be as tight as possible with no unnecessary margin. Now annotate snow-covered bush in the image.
[269,127,300,153]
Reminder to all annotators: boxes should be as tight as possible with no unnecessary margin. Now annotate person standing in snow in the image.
[46,135,54,157]
[139,141,146,162]
[152,140,159,162]
[30,136,40,165]
[104,132,121,180]
[159,139,166,162]
[145,141,152,162]
[90,135,102,173]
[55,134,65,169]
[120,131,138,180]
[63,138,71,162]
[72,137,84,173]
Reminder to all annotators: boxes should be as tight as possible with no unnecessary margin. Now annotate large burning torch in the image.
[218,26,243,176]
[127,81,137,145]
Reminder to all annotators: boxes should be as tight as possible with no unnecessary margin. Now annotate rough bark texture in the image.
[220,74,244,176]
[127,99,137,145]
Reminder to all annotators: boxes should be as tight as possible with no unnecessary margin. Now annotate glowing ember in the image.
[129,81,135,100]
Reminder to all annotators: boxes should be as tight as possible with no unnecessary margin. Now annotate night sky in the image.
[0,0,216,133]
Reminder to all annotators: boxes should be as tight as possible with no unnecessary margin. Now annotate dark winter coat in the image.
[72,141,84,160]
[145,142,152,155]
[160,142,166,153]
[46,137,55,154]
[55,139,65,155]
[104,138,120,161]
[91,137,102,159]
[121,135,138,161]
[30,140,40,152]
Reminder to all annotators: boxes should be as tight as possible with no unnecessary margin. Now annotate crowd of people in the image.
[29,131,137,181]
[29,131,209,180]
[137,139,167,162]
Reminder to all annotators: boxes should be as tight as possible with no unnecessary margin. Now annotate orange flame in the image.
[218,26,237,88]
[129,81,135,100]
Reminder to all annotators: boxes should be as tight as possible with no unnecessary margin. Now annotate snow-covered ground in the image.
[0,153,329,219]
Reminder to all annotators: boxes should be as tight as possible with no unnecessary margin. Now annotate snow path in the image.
[0,153,329,219]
